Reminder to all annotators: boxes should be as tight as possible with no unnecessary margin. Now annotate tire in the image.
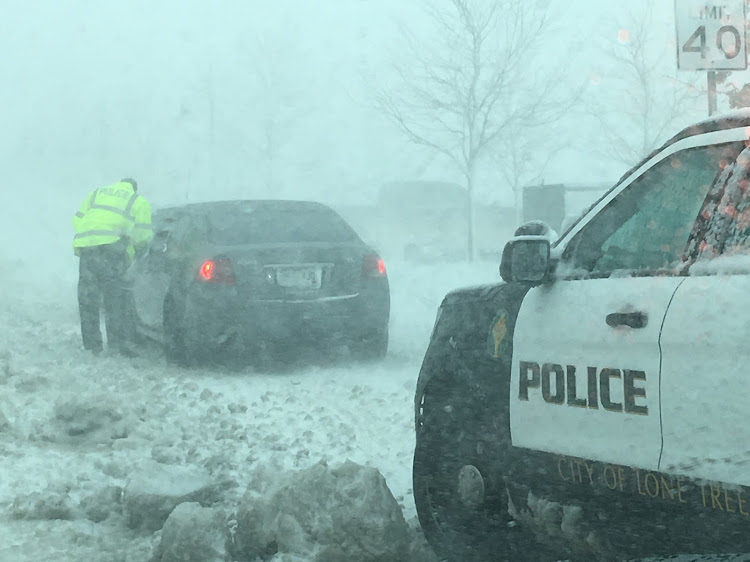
[349,327,388,361]
[413,376,552,562]
[163,296,196,367]
[214,330,247,370]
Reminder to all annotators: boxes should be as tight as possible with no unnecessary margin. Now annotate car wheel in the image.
[413,378,553,562]
[349,327,388,361]
[210,330,249,370]
[163,296,196,367]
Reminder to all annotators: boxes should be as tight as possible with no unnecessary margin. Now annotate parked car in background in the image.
[128,199,390,366]
[413,111,750,561]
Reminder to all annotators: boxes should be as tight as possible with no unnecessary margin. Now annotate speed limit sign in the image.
[675,0,747,70]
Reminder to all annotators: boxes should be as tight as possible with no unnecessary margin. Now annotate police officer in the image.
[72,178,152,355]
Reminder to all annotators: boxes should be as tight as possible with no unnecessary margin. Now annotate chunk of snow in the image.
[150,502,231,562]
[123,463,229,531]
[234,459,411,561]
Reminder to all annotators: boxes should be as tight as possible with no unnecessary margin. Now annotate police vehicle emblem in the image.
[488,309,509,358]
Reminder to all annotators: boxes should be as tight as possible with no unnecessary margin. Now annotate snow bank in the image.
[124,462,230,531]
[151,502,231,562]
[234,459,411,561]
[148,457,440,562]
[10,487,77,521]
[37,392,134,444]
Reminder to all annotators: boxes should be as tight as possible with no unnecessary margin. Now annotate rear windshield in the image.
[204,206,360,245]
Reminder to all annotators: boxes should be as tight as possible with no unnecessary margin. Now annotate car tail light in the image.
[197,258,236,285]
[362,254,387,277]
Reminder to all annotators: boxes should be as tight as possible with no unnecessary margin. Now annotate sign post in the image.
[675,0,747,115]
[707,68,718,115]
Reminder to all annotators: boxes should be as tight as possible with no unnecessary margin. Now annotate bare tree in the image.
[495,127,563,201]
[378,0,576,260]
[248,32,320,197]
[588,6,703,168]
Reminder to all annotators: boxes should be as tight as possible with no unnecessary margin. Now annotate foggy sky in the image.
[0,0,742,248]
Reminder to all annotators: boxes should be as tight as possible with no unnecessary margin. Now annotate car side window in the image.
[144,214,193,266]
[562,142,744,277]
[686,144,750,260]
[161,214,206,258]
[149,213,182,251]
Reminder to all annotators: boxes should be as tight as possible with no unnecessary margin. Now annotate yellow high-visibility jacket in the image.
[72,181,153,263]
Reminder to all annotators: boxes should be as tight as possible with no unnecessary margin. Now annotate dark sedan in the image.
[128,199,390,366]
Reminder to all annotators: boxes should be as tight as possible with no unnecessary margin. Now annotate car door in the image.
[509,135,743,471]
[659,137,750,487]
[131,213,189,333]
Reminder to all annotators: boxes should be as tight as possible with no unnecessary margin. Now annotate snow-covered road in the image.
[3,255,746,561]
[0,257,501,561]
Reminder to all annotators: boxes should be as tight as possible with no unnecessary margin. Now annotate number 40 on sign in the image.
[675,0,747,70]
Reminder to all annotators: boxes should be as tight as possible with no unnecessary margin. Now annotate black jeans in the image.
[77,241,132,352]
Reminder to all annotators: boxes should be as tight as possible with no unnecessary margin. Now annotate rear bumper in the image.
[182,282,390,347]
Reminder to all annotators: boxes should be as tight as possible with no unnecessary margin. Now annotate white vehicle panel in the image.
[660,273,750,486]
[510,277,683,470]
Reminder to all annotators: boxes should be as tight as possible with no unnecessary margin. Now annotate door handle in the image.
[606,311,648,329]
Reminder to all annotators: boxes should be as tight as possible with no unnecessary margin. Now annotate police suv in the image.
[413,111,750,561]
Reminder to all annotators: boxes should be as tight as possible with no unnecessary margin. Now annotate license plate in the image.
[275,266,322,289]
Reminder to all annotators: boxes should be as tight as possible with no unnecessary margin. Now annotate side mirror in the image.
[500,236,551,284]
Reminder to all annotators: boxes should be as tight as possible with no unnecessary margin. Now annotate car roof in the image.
[611,109,750,191]
[153,199,332,219]
[665,108,750,146]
